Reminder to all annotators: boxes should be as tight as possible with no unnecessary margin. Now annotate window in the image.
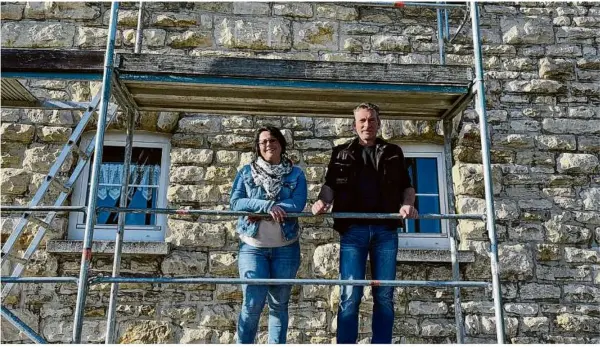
[396,144,450,250]
[68,133,170,241]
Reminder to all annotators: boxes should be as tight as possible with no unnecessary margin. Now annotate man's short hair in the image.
[353,102,380,118]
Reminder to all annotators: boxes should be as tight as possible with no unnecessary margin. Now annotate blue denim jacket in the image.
[230,164,307,240]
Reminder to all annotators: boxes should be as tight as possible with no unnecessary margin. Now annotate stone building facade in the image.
[1,1,599,344]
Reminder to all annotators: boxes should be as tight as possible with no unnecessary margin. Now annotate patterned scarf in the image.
[250,155,293,199]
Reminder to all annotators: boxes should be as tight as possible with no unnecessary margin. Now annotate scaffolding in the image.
[0,1,506,344]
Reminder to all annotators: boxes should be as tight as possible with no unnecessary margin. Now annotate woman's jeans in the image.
[336,224,399,344]
[237,241,301,344]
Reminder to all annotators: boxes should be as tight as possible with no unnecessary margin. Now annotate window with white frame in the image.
[396,144,450,250]
[68,132,170,241]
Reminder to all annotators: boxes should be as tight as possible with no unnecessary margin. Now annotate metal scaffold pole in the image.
[469,2,506,343]
[71,1,120,343]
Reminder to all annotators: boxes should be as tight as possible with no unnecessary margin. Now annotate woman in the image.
[230,126,307,344]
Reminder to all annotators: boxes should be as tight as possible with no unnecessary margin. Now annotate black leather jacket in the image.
[318,137,413,234]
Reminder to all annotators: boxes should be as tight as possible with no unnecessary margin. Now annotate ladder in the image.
[0,96,119,299]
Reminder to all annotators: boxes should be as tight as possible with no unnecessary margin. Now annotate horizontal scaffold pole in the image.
[358,2,466,9]
[0,206,87,214]
[0,277,79,284]
[91,277,490,288]
[96,207,486,221]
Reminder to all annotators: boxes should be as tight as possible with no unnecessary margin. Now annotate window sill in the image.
[397,249,475,263]
[46,240,169,255]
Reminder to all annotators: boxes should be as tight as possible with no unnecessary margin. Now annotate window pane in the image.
[406,157,439,194]
[87,146,161,226]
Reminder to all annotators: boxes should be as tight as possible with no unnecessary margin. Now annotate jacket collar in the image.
[345,136,389,152]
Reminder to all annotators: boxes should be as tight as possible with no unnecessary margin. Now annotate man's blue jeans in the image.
[237,241,300,344]
[337,224,399,344]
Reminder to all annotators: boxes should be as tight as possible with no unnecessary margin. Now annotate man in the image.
[311,102,418,343]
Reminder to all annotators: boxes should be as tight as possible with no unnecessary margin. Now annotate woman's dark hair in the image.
[254,126,287,160]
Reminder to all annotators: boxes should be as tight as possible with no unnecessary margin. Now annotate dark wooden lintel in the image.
[1,49,105,73]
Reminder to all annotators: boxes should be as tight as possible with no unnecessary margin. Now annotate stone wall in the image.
[1,1,599,344]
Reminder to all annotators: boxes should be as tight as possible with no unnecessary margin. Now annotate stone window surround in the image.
[67,131,171,242]
[396,143,451,250]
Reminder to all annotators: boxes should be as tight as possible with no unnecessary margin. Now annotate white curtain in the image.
[97,164,161,201]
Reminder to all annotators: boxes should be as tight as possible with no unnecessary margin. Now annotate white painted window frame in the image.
[68,132,171,242]
[397,143,451,250]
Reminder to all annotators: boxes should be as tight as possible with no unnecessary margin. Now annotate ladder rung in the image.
[0,252,27,265]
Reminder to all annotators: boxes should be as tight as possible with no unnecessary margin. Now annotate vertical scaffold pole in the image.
[469,2,506,344]
[134,1,144,54]
[104,109,135,344]
[437,4,446,65]
[72,1,120,343]
[443,119,465,344]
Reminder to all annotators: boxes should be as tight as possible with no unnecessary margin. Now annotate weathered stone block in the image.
[36,126,72,143]
[563,284,600,303]
[557,153,599,174]
[452,163,502,196]
[0,169,31,195]
[167,30,212,49]
[313,243,339,279]
[208,134,254,150]
[539,57,574,80]
[167,184,220,203]
[161,250,207,275]
[199,305,237,327]
[0,123,35,143]
[1,3,24,20]
[499,244,533,280]
[273,3,312,18]
[500,17,554,44]
[75,27,120,48]
[178,115,221,133]
[170,148,213,166]
[505,303,538,315]
[316,4,358,20]
[166,219,229,248]
[521,316,549,333]
[535,135,576,151]
[504,79,564,94]
[408,301,448,315]
[543,118,600,134]
[233,2,269,15]
[520,283,561,300]
[23,144,73,173]
[564,247,600,263]
[581,188,600,211]
[420,319,455,337]
[508,223,544,241]
[293,21,338,51]
[217,17,292,50]
[556,313,600,333]
[123,29,167,47]
[209,252,237,275]
[119,321,175,344]
[180,327,215,344]
[371,35,410,52]
[536,264,591,281]
[545,218,591,244]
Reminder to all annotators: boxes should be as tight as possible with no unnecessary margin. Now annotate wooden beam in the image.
[0,49,105,73]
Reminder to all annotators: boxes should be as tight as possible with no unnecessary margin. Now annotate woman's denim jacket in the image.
[230,164,307,241]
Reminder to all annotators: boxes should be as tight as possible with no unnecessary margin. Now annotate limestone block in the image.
[160,305,196,322]
[1,143,26,168]
[45,2,99,20]
[504,79,564,94]
[303,151,331,165]
[207,134,254,150]
[313,243,339,279]
[577,57,600,70]
[0,123,35,143]
[316,4,358,20]
[180,327,215,344]
[556,313,600,333]
[545,217,591,244]
[581,188,600,211]
[214,283,242,301]
[36,126,72,143]
[536,264,591,282]
[204,166,237,183]
[564,284,600,303]
[161,250,207,275]
[0,169,31,195]
[572,82,600,96]
[294,139,331,150]
[481,316,519,336]
[209,252,237,275]
[167,30,212,49]
[542,119,600,134]
[171,133,204,148]
[166,219,228,248]
[170,148,213,166]
[273,3,312,18]
[539,57,574,80]
[119,321,175,344]
[75,27,121,48]
[293,21,338,51]
[169,166,205,184]
[394,318,419,336]
[343,36,370,52]
[557,153,599,174]
[569,106,597,119]
[504,303,538,315]
[498,244,534,280]
[371,35,410,52]
[452,163,502,196]
[305,167,325,182]
[456,196,485,215]
[408,301,448,315]
[23,144,73,173]
[508,223,544,241]
[519,283,561,300]
[500,17,554,44]
[420,319,455,337]
[152,12,200,27]
[288,310,327,330]
[564,247,600,263]
[556,26,599,42]
[23,2,48,19]
[1,3,24,20]
[198,305,236,327]
[233,2,270,15]
[123,29,167,47]
[167,184,220,203]
[282,117,313,130]
[177,115,221,133]
[534,135,576,151]
[217,17,292,50]
[503,57,536,71]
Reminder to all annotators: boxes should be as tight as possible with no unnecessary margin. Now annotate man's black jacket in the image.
[318,137,413,234]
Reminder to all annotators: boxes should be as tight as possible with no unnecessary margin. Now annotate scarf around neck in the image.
[250,156,293,199]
